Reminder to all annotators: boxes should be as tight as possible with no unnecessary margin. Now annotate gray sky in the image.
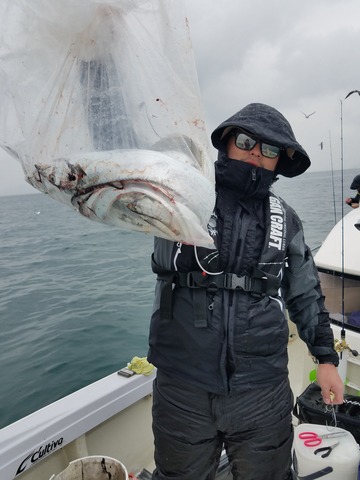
[1,0,360,196]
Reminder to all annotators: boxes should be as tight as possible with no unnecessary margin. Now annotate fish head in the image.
[33,160,86,192]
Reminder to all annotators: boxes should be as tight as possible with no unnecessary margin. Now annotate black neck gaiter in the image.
[215,152,276,200]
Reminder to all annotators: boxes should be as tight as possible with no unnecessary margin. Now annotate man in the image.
[345,174,360,208]
[148,103,344,480]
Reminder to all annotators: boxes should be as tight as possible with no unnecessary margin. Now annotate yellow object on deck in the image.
[128,357,154,376]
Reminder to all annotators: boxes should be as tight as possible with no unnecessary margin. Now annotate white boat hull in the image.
[314,208,360,277]
[0,372,155,480]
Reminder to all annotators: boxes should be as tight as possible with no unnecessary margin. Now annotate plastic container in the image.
[49,455,128,480]
[293,423,360,479]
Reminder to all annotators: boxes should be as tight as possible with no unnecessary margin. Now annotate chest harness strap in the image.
[152,255,281,325]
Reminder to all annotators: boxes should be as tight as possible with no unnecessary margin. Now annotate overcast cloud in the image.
[1,0,360,196]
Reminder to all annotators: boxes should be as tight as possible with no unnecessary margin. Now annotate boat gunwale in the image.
[0,370,155,480]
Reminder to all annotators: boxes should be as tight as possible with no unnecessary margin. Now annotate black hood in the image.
[350,174,360,190]
[211,103,311,178]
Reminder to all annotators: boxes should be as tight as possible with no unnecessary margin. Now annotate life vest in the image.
[151,191,288,326]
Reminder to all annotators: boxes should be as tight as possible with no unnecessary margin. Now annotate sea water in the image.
[0,168,358,428]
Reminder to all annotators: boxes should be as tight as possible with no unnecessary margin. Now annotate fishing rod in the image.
[340,100,345,343]
[311,131,337,255]
[336,100,359,363]
[335,100,349,365]
[328,130,337,225]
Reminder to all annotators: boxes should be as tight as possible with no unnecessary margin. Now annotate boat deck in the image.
[2,321,360,480]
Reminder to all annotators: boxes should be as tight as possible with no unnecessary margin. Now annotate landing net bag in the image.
[0,0,215,246]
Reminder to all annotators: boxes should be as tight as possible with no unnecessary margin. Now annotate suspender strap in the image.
[151,254,176,322]
[193,290,208,328]
[151,257,209,327]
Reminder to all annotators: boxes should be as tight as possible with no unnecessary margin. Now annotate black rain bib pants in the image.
[152,370,294,480]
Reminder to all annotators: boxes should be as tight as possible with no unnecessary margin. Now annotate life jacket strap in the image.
[151,254,177,323]
[176,268,280,298]
[152,254,281,325]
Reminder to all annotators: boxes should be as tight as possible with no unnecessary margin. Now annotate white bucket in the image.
[293,423,360,480]
[49,455,128,480]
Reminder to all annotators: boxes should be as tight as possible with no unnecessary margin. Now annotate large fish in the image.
[28,148,215,246]
[0,0,215,246]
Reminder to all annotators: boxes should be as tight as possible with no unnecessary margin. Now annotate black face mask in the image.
[215,152,276,200]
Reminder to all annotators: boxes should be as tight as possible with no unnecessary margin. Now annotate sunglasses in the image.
[232,130,281,159]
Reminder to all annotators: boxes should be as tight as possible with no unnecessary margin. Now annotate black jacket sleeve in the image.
[282,224,339,366]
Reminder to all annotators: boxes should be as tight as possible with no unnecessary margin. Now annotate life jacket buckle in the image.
[224,274,251,291]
